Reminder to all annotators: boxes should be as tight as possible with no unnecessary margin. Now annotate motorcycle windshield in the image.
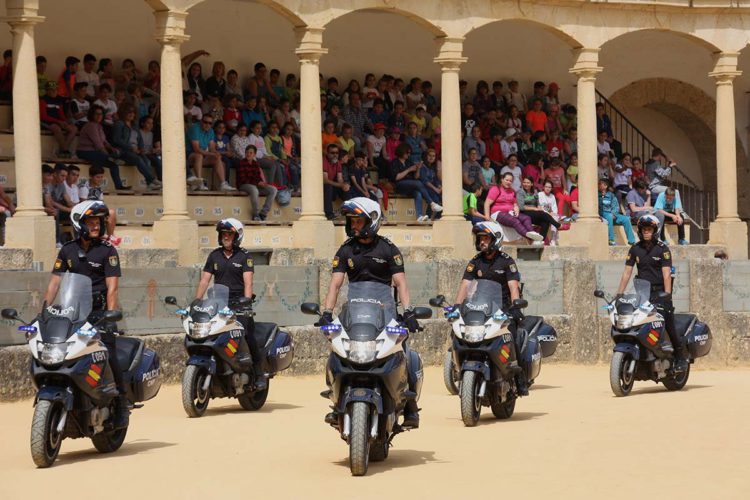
[192,284,230,321]
[342,282,396,340]
[42,273,93,343]
[461,280,504,322]
[616,278,652,315]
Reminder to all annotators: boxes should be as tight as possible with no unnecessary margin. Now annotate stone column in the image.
[432,36,473,259]
[708,52,747,259]
[151,10,199,266]
[292,27,335,258]
[2,0,56,269]
[558,48,608,259]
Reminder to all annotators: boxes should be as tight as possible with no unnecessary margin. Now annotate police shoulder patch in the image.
[394,254,403,266]
[246,258,254,267]
[663,252,670,260]
[108,255,118,267]
[54,259,62,270]
[466,263,475,273]
[509,264,518,273]
[332,256,340,268]
[347,258,355,269]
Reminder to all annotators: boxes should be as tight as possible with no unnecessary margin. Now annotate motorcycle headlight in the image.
[348,340,377,364]
[616,315,634,330]
[39,342,68,365]
[189,321,215,339]
[464,325,487,343]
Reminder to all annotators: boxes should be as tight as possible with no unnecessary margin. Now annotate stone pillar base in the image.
[4,215,56,270]
[708,220,748,259]
[557,219,610,260]
[152,218,200,266]
[293,219,336,259]
[432,219,474,259]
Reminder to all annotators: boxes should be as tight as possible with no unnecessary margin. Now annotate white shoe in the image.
[152,179,163,187]
[532,240,544,247]
[430,202,443,212]
[417,215,430,222]
[525,231,544,241]
[199,183,210,191]
[219,181,237,192]
[147,182,161,191]
[186,175,202,187]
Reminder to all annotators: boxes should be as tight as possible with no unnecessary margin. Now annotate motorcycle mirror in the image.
[413,306,432,320]
[593,290,606,299]
[164,296,178,305]
[428,297,443,308]
[1,308,19,321]
[300,303,321,316]
[511,299,528,310]
[99,310,123,323]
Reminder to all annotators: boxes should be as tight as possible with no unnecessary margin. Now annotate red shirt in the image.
[525,110,547,133]
[323,157,342,182]
[237,159,265,186]
[631,168,646,179]
[486,140,503,164]
[522,163,543,189]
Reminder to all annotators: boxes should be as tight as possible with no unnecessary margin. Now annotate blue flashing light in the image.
[18,325,37,333]
[320,324,341,332]
[176,309,188,315]
[386,326,408,335]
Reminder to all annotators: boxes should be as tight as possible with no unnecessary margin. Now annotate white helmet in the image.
[341,197,382,240]
[637,214,660,241]
[216,218,244,248]
[472,221,505,253]
[71,200,109,240]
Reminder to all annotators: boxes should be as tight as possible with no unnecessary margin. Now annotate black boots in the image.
[402,400,420,428]
[113,395,130,430]
[515,374,529,397]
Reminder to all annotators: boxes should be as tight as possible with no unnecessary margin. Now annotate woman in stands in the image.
[111,104,160,191]
[76,106,129,191]
[484,172,543,243]
[517,176,560,244]
[391,143,441,222]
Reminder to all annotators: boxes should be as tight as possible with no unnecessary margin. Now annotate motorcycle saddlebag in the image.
[686,321,712,359]
[131,348,162,402]
[537,322,558,358]
[266,330,294,373]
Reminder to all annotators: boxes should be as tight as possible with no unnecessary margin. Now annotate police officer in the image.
[451,221,528,395]
[321,197,423,427]
[616,214,688,372]
[42,200,129,428]
[195,218,266,390]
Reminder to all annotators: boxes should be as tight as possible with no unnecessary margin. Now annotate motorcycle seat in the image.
[674,314,696,337]
[253,322,277,348]
[115,336,143,373]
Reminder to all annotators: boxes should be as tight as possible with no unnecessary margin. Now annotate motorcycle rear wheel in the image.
[610,351,635,397]
[443,349,459,395]
[92,427,128,453]
[490,391,516,419]
[182,365,210,417]
[460,371,482,427]
[30,400,64,468]
[238,381,269,411]
[368,435,389,462]
[349,401,370,476]
[663,362,690,391]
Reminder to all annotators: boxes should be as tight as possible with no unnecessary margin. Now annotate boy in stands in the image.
[40,81,77,158]
[79,165,119,244]
[70,82,90,128]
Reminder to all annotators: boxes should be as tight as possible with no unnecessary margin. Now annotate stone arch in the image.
[608,78,749,216]
[320,4,446,37]
[463,18,581,50]
[600,27,721,54]
[183,0,306,27]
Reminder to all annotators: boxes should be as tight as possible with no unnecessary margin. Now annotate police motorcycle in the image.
[301,282,432,476]
[594,278,712,397]
[430,280,557,426]
[165,284,294,417]
[1,273,162,468]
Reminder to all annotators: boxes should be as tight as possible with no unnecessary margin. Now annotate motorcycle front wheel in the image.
[182,365,210,417]
[349,401,370,476]
[610,351,635,397]
[443,349,459,395]
[460,371,482,427]
[30,400,65,468]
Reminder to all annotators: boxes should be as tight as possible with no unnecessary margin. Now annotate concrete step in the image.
[0,159,146,191]
[0,132,60,158]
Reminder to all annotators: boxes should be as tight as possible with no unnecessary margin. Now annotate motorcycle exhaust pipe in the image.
[478,380,487,398]
[342,413,351,439]
[56,410,68,434]
[370,413,379,439]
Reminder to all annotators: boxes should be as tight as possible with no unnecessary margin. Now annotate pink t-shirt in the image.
[546,167,565,190]
[487,185,517,214]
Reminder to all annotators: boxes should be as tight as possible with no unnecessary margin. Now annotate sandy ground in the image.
[1,365,749,499]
